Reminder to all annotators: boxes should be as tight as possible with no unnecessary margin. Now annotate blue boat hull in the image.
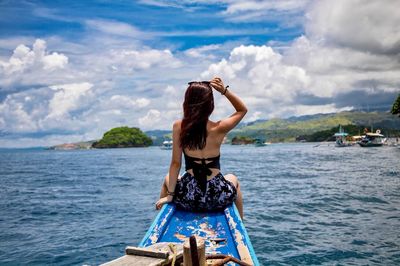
[139,203,259,265]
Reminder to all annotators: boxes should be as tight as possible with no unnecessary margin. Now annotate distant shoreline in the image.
[2,111,399,150]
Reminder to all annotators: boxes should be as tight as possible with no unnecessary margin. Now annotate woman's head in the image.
[180,81,214,150]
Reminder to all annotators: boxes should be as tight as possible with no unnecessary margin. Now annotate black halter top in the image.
[183,151,221,194]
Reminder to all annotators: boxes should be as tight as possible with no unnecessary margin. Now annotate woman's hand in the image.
[210,77,225,94]
[155,196,173,210]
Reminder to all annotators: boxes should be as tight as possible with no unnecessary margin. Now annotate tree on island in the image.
[391,94,400,117]
[92,126,152,148]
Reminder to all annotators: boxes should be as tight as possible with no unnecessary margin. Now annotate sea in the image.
[0,144,399,265]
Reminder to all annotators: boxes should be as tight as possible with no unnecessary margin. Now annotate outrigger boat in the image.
[161,140,173,150]
[254,139,266,147]
[139,203,259,265]
[334,125,352,147]
[358,130,385,147]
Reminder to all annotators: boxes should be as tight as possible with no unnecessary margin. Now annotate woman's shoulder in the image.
[173,120,182,130]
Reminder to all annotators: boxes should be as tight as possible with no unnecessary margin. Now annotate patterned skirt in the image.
[173,172,237,212]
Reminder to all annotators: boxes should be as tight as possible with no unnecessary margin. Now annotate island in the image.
[92,127,152,148]
[47,140,96,150]
[231,136,255,145]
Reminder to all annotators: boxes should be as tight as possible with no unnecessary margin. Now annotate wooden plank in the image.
[100,255,166,266]
[183,236,205,266]
[125,246,169,259]
[101,242,184,266]
[224,205,259,266]
[139,204,176,246]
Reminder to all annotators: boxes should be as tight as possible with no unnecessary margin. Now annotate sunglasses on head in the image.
[188,81,211,85]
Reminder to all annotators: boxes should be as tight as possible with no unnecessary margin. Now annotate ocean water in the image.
[0,144,399,265]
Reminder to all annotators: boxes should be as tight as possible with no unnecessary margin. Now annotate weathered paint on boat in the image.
[139,203,259,265]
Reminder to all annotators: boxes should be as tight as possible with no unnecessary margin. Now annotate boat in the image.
[334,125,352,147]
[160,140,173,150]
[358,130,385,147]
[139,203,260,265]
[254,139,266,147]
[254,138,271,147]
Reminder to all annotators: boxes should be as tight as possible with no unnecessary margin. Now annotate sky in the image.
[0,0,399,147]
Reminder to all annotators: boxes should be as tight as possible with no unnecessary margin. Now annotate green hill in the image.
[145,130,172,146]
[228,111,400,142]
[92,127,152,148]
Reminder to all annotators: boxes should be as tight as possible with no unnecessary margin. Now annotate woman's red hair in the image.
[180,82,214,150]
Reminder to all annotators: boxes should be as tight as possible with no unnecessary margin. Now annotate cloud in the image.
[139,0,310,24]
[47,82,93,118]
[201,45,312,119]
[0,81,158,144]
[109,48,181,72]
[199,0,400,120]
[223,0,310,16]
[0,39,68,89]
[184,44,221,59]
[109,95,150,108]
[0,82,95,134]
[2,0,400,148]
[158,28,270,37]
[85,19,151,39]
[138,109,162,129]
[283,0,400,103]
[306,0,400,55]
[0,34,192,148]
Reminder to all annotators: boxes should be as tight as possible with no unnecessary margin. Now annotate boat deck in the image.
[139,203,259,265]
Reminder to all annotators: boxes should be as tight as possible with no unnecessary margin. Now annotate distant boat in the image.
[334,125,352,147]
[254,139,267,147]
[358,130,385,147]
[160,140,173,150]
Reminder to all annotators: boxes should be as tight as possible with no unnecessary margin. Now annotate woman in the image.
[155,77,247,218]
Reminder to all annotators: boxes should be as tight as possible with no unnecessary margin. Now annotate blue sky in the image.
[0,0,399,147]
[0,1,303,51]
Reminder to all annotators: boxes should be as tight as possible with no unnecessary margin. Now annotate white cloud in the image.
[159,28,270,37]
[85,19,150,39]
[109,48,181,72]
[199,0,400,120]
[0,88,45,133]
[0,39,69,89]
[285,36,400,97]
[138,109,162,129]
[247,111,262,122]
[109,95,150,108]
[0,36,189,147]
[0,83,96,134]
[140,0,309,24]
[201,45,311,119]
[2,0,400,148]
[306,0,400,55]
[184,44,221,59]
[0,82,155,143]
[47,82,93,118]
[0,39,68,75]
[224,0,309,14]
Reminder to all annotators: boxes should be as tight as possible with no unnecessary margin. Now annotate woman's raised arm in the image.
[210,77,247,133]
